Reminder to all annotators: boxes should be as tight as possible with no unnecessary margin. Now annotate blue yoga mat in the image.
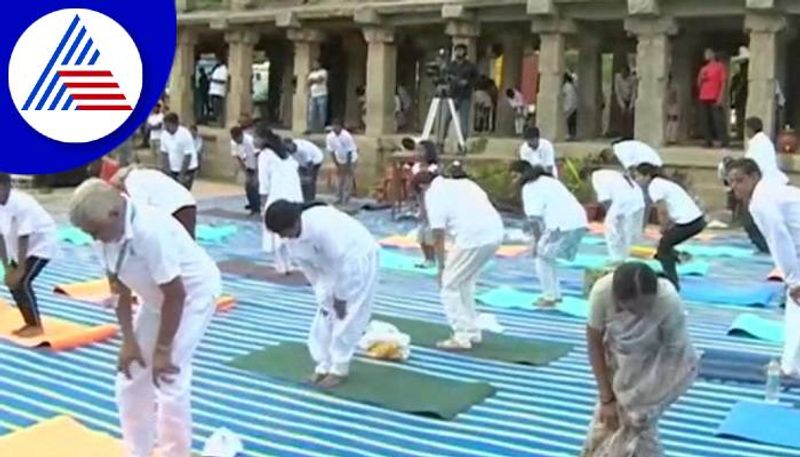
[699,349,800,388]
[581,237,606,246]
[380,249,437,276]
[560,254,709,276]
[680,244,753,259]
[477,287,590,318]
[717,401,800,449]
[58,226,93,246]
[681,280,783,307]
[196,224,238,243]
[728,314,784,344]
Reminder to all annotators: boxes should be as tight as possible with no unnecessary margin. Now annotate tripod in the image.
[421,85,466,154]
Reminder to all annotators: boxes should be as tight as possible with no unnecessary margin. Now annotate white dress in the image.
[258,148,304,253]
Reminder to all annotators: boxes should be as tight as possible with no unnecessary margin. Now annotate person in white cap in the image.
[68,178,221,457]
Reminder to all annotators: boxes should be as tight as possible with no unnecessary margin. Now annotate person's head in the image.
[0,173,12,204]
[726,158,762,202]
[85,158,104,179]
[505,88,515,99]
[331,119,343,135]
[283,138,298,154]
[163,112,180,134]
[410,170,438,194]
[598,148,616,165]
[635,163,661,182]
[563,72,573,84]
[69,178,128,243]
[230,126,243,144]
[152,103,162,114]
[416,140,438,165]
[620,65,630,77]
[264,200,305,238]
[253,122,274,150]
[509,160,550,186]
[447,161,469,179]
[189,124,199,137]
[745,116,764,139]
[312,59,322,71]
[523,126,541,149]
[611,262,659,314]
[454,43,467,60]
[704,48,716,62]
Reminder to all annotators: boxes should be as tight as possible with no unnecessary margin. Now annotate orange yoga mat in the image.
[54,279,236,312]
[379,235,529,258]
[0,415,161,457]
[0,300,117,351]
[588,222,716,242]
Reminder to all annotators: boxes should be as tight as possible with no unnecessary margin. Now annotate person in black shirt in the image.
[446,44,478,140]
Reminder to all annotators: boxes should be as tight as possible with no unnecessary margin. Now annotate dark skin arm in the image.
[5,236,30,288]
[587,325,619,430]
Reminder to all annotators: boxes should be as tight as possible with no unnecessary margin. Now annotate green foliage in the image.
[560,154,602,204]
[467,162,522,212]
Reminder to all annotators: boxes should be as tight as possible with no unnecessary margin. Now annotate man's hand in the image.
[118,339,146,380]
[152,346,180,388]
[599,400,620,431]
[789,285,800,304]
[333,298,347,320]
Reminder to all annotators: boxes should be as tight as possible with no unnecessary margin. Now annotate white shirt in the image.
[101,200,221,309]
[326,130,359,164]
[746,132,788,184]
[562,82,578,116]
[147,113,163,142]
[230,133,259,170]
[522,176,587,231]
[193,136,203,156]
[591,169,645,217]
[258,149,303,207]
[749,179,800,287]
[160,126,199,172]
[287,205,379,305]
[647,177,703,225]
[124,169,196,215]
[425,177,504,249]
[308,68,328,98]
[209,64,228,97]
[292,139,324,167]
[613,140,663,169]
[519,139,558,178]
[0,190,58,261]
[507,89,525,110]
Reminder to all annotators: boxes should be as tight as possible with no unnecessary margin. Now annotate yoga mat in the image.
[717,401,800,449]
[218,260,309,286]
[681,281,783,307]
[228,342,495,420]
[57,226,93,246]
[679,245,753,259]
[588,222,716,241]
[200,207,255,221]
[379,236,526,258]
[375,314,573,365]
[477,287,590,318]
[0,300,117,351]
[0,416,154,457]
[53,279,237,312]
[698,349,800,388]
[728,314,784,344]
[379,249,438,276]
[196,224,238,243]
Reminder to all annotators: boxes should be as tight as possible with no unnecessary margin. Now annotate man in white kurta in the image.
[728,158,800,376]
[423,175,504,350]
[519,126,558,178]
[68,179,221,457]
[591,169,645,262]
[606,139,663,175]
[258,146,303,273]
[326,123,359,205]
[744,116,788,184]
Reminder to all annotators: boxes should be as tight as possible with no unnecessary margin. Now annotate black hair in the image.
[254,122,289,159]
[635,163,663,179]
[612,262,659,302]
[264,200,327,233]
[164,112,179,125]
[745,117,764,134]
[230,126,243,137]
[0,172,11,188]
[523,126,540,140]
[509,160,551,185]
[410,170,439,193]
[454,43,468,52]
[727,158,762,177]
[447,161,469,179]
[418,140,439,166]
[505,88,515,97]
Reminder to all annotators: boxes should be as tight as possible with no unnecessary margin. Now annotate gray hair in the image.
[69,178,124,228]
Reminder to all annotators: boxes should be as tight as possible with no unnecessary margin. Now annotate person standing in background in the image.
[446,44,479,140]
[208,60,229,127]
[285,137,325,202]
[307,60,329,133]
[697,48,729,148]
[519,126,558,178]
[190,125,203,172]
[505,88,527,136]
[666,74,680,145]
[160,113,199,190]
[614,66,637,139]
[563,73,578,141]
[146,104,164,160]
[230,126,260,216]
[326,120,359,205]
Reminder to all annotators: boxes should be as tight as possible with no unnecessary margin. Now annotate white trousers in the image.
[605,208,645,262]
[783,295,800,375]
[441,243,499,344]
[117,292,216,457]
[535,256,561,301]
[308,249,378,376]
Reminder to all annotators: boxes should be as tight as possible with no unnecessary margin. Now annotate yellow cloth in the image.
[367,341,406,361]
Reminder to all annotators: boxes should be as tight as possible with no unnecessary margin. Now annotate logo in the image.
[8,9,143,144]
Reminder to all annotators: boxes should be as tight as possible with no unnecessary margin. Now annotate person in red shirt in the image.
[696,48,729,148]
[86,156,120,182]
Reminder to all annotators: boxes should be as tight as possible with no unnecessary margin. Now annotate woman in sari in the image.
[583,262,697,457]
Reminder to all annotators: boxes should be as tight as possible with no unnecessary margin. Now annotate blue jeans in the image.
[307,95,328,132]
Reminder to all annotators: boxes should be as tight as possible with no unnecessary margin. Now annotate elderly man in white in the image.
[69,178,221,457]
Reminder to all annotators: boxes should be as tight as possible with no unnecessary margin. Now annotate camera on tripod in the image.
[424,48,453,97]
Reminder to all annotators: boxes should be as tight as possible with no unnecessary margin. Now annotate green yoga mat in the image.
[375,314,572,365]
[228,342,495,420]
[58,226,93,246]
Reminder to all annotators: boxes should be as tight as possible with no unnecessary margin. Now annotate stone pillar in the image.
[577,33,602,139]
[363,28,397,136]
[496,35,525,136]
[532,18,575,141]
[168,29,197,126]
[287,29,323,134]
[626,17,677,147]
[175,0,196,13]
[745,12,786,137]
[344,33,367,130]
[225,30,258,127]
[446,21,480,62]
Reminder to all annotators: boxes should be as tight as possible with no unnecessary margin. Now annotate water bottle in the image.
[765,358,781,404]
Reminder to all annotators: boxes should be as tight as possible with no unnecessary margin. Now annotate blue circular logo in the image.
[2,1,176,173]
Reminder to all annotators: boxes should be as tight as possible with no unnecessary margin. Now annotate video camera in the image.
[424,48,454,96]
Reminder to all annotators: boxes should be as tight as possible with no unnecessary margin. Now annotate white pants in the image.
[309,249,378,376]
[441,243,499,344]
[535,256,561,301]
[117,292,216,457]
[605,208,645,262]
[783,295,800,375]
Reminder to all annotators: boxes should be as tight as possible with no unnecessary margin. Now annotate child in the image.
[510,161,587,307]
[265,200,379,388]
[637,163,706,290]
[326,120,359,205]
[412,169,504,350]
[0,173,58,337]
[590,168,645,263]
